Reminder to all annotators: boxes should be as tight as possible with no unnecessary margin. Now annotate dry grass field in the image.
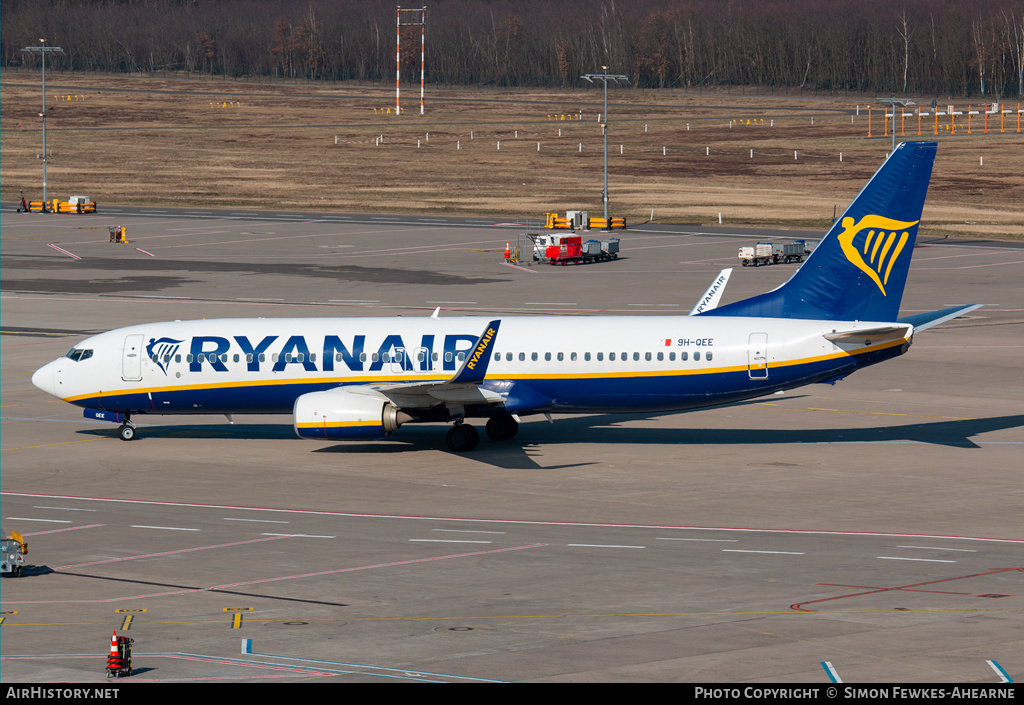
[2,72,1022,238]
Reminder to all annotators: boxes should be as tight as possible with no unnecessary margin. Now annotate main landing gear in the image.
[445,421,479,452]
[445,413,519,453]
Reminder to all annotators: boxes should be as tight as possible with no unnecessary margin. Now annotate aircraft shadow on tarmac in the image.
[76,410,1024,470]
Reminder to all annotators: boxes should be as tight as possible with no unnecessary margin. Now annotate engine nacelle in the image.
[293,386,410,440]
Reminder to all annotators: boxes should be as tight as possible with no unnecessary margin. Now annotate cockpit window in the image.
[65,348,93,362]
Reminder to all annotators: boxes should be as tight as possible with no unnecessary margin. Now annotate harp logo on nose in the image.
[146,337,183,375]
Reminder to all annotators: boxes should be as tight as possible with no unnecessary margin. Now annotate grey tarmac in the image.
[1,207,1021,683]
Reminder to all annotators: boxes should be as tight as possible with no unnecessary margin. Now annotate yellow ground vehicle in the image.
[544,211,625,230]
[24,195,97,214]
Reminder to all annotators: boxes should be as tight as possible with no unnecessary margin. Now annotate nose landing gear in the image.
[117,415,138,441]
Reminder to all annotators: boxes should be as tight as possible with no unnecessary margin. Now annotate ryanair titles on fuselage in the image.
[151,332,482,375]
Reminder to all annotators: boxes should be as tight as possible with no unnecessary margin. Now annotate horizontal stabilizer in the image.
[898,304,982,332]
[824,325,910,346]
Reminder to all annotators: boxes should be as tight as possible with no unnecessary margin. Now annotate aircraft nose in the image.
[31,361,59,398]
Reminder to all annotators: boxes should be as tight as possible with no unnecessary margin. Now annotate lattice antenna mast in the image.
[396,6,427,115]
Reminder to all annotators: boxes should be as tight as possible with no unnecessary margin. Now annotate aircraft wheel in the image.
[445,424,479,453]
[485,414,519,441]
[118,424,137,442]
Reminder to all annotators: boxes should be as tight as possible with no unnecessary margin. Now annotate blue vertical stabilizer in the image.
[706,141,937,322]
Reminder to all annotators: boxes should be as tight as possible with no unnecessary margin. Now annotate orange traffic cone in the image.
[106,631,121,670]
[504,242,511,260]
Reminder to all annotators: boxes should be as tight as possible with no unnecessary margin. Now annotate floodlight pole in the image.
[582,68,628,228]
[877,97,914,153]
[22,39,64,205]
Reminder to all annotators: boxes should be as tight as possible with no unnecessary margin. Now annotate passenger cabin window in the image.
[706,352,713,361]
[519,352,526,361]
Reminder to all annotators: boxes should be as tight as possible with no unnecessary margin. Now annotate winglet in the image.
[690,268,733,315]
[448,320,501,385]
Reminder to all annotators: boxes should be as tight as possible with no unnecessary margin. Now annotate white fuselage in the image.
[31,315,911,418]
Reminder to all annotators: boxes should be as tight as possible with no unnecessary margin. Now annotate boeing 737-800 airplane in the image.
[31,142,979,452]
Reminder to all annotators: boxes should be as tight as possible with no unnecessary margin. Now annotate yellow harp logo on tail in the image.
[837,215,918,296]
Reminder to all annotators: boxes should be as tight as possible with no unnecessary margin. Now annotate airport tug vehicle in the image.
[1,531,28,577]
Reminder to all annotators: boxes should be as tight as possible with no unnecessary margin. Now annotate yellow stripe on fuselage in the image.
[64,337,907,403]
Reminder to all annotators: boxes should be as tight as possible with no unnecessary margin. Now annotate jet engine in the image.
[293,386,411,440]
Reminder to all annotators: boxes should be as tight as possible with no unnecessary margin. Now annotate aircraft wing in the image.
[373,319,504,407]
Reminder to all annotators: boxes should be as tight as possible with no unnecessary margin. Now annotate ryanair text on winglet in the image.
[466,327,496,371]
